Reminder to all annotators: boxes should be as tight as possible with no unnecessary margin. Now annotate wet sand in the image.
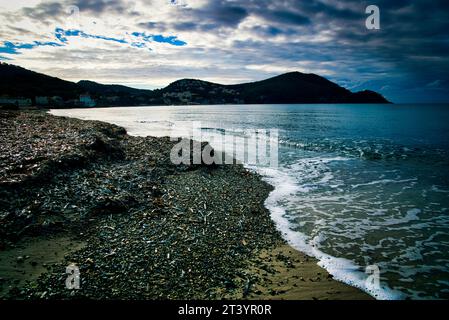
[246,245,371,300]
[0,236,85,298]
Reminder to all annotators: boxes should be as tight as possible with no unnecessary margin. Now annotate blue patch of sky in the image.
[131,42,147,48]
[1,28,186,59]
[131,32,187,46]
[55,28,127,44]
[0,41,63,55]
[55,28,186,47]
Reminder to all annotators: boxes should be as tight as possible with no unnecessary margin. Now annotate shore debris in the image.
[0,110,284,299]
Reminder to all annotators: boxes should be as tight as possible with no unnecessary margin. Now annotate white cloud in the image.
[2,0,434,104]
[0,0,346,89]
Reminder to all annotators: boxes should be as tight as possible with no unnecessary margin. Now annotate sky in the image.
[0,0,448,103]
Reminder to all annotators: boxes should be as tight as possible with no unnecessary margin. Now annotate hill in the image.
[161,72,390,104]
[0,63,390,106]
[77,80,157,106]
[0,63,80,99]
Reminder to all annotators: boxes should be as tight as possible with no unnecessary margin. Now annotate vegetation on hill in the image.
[0,63,390,106]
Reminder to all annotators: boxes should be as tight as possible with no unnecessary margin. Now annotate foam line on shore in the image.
[246,164,405,300]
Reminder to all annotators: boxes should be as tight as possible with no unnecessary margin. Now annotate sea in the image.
[50,104,449,300]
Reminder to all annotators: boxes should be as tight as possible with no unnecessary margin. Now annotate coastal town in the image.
[0,63,389,110]
[0,93,96,109]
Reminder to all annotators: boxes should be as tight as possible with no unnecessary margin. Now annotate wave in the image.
[136,120,175,127]
[197,126,449,163]
[246,160,406,300]
[276,138,449,162]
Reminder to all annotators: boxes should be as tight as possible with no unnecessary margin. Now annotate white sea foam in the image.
[351,178,418,189]
[246,159,405,300]
[192,128,403,298]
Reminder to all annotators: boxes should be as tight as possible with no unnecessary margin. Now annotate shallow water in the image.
[51,104,449,299]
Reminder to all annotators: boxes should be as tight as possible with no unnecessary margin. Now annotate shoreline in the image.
[0,110,371,300]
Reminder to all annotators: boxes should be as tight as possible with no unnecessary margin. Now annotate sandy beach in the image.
[0,110,370,300]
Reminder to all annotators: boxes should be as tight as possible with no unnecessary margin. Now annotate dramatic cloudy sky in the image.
[1,0,448,103]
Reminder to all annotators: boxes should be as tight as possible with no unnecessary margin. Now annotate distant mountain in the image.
[159,72,390,104]
[0,63,391,106]
[77,80,157,106]
[0,63,80,99]
[77,80,153,96]
[232,72,351,103]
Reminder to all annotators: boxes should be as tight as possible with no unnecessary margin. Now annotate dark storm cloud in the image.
[172,21,196,31]
[5,0,449,102]
[172,0,248,31]
[260,10,310,26]
[208,5,248,26]
[21,2,65,22]
[196,0,449,102]
[137,21,167,32]
[323,0,449,102]
[21,0,130,23]
[250,25,294,37]
[73,0,127,14]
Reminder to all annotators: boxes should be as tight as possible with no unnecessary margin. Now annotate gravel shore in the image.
[0,110,370,300]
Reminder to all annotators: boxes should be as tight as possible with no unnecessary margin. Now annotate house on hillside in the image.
[0,96,32,107]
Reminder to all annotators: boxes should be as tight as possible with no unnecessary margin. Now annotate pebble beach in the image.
[0,110,370,300]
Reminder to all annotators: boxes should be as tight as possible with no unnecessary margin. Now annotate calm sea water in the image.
[51,104,449,299]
